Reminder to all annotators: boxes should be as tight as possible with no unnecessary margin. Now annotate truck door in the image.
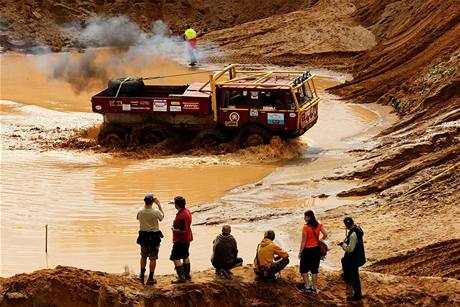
[218,88,251,129]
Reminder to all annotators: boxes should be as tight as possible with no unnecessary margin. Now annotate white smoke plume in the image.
[31,16,221,93]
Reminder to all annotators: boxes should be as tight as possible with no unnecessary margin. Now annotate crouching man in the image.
[253,230,289,281]
[211,225,243,279]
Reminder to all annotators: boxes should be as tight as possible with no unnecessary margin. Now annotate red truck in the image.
[91,64,320,148]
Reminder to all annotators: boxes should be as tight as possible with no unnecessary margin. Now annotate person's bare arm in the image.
[154,198,164,220]
[299,227,307,259]
[320,225,328,240]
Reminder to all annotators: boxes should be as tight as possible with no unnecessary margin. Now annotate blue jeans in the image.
[186,42,197,65]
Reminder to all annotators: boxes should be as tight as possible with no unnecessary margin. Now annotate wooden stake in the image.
[45,224,48,254]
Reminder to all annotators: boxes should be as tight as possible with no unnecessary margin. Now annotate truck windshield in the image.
[295,82,315,107]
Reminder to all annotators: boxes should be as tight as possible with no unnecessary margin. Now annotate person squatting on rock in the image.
[339,217,366,301]
[211,225,243,279]
[184,24,197,66]
[136,193,164,285]
[298,210,328,293]
[170,196,193,283]
[253,230,290,281]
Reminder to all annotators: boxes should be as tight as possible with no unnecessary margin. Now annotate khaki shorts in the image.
[141,245,160,260]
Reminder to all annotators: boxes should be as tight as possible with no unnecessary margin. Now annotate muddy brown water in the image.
[0,51,396,277]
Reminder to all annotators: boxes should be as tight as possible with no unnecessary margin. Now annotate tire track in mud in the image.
[367,239,460,279]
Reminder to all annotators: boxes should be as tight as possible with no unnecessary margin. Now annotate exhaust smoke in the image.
[31,16,220,93]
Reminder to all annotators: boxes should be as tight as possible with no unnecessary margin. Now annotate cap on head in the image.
[144,193,154,203]
[343,216,354,228]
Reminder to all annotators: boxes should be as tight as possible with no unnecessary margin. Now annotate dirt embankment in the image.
[0,0,310,51]
[2,0,460,305]
[368,239,460,279]
[1,266,459,307]
[327,0,460,196]
[202,0,376,68]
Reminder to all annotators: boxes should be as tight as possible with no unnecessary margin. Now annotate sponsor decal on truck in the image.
[267,113,285,125]
[182,102,200,110]
[153,102,167,112]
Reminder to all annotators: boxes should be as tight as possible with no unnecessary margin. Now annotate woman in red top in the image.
[298,210,328,293]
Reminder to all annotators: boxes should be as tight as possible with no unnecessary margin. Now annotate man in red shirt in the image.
[170,196,193,283]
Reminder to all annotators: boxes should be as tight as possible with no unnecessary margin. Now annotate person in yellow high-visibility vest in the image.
[184,25,197,66]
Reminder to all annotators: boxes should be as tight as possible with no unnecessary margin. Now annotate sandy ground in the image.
[1,266,459,307]
[1,0,459,306]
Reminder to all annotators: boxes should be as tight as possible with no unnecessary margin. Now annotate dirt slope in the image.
[328,0,460,197]
[1,266,459,307]
[202,0,376,68]
[0,0,311,51]
[367,239,460,279]
[2,0,460,305]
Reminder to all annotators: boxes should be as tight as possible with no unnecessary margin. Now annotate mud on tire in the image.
[192,129,228,148]
[98,125,128,147]
[238,124,271,148]
[137,127,167,145]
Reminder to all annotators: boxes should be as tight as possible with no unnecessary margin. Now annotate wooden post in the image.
[45,224,48,254]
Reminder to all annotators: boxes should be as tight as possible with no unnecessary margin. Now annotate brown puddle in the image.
[0,50,396,276]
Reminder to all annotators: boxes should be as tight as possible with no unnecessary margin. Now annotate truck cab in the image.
[211,66,319,147]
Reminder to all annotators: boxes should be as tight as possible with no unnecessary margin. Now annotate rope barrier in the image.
[142,70,216,80]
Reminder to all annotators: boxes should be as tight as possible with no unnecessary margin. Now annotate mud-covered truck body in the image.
[92,64,319,147]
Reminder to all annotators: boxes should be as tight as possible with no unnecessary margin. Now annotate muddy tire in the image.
[193,129,227,148]
[107,77,144,97]
[138,127,167,145]
[238,124,271,148]
[98,125,127,147]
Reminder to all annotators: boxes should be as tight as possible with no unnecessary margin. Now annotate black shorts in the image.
[170,242,190,260]
[300,246,321,274]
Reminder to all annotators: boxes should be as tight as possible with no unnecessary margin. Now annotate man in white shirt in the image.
[137,193,164,285]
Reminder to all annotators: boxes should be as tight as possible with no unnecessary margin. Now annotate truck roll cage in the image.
[197,64,319,122]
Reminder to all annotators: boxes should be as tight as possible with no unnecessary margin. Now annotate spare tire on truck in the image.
[107,77,145,97]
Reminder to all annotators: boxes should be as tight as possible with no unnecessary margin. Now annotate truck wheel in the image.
[98,125,127,147]
[238,125,271,148]
[138,127,166,145]
[193,129,227,148]
[107,77,145,97]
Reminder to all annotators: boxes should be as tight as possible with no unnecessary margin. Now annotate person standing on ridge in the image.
[211,225,243,279]
[170,196,193,283]
[339,217,366,301]
[298,210,328,293]
[136,193,164,285]
[184,24,197,66]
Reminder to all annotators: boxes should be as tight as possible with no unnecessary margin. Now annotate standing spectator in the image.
[136,193,164,285]
[298,210,328,293]
[184,24,197,66]
[339,217,366,301]
[211,225,243,279]
[170,196,193,283]
[253,230,289,281]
